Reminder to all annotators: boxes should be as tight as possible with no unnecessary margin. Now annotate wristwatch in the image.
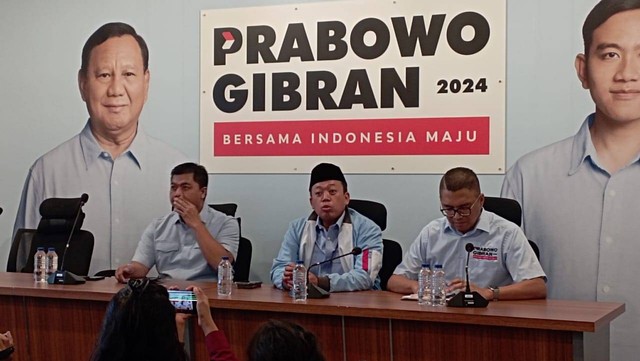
[489,286,500,301]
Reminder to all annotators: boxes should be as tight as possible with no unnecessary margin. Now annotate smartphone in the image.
[168,290,197,314]
[83,275,105,281]
[235,281,262,289]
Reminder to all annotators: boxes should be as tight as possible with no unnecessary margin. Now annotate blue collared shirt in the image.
[394,210,545,288]
[310,212,345,275]
[502,114,640,359]
[132,206,239,281]
[13,121,189,274]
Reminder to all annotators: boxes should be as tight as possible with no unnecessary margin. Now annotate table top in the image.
[0,272,624,332]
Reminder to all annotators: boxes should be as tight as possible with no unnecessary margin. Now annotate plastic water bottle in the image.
[33,247,47,282]
[431,264,446,306]
[46,248,58,279]
[292,260,307,302]
[417,263,432,306]
[217,256,233,296]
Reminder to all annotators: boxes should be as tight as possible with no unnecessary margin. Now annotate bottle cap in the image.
[37,247,44,251]
[48,247,55,252]
[421,263,430,268]
[221,256,229,260]
[434,264,443,269]
[296,260,304,264]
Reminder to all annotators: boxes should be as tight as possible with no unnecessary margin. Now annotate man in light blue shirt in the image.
[389,167,546,301]
[502,1,640,358]
[115,163,239,282]
[271,163,383,292]
[13,23,187,274]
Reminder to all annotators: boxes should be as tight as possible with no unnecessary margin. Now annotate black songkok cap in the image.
[309,163,347,191]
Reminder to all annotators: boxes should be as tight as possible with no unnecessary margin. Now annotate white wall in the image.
[0,0,597,282]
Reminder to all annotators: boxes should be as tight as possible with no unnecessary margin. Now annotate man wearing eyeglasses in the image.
[387,167,546,301]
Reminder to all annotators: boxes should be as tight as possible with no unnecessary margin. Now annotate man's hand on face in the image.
[173,197,201,229]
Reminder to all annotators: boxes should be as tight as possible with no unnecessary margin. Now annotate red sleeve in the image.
[205,330,240,361]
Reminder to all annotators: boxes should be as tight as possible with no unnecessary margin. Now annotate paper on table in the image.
[400,293,457,302]
[401,293,418,301]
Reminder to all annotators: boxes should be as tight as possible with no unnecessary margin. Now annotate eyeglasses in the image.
[440,194,481,217]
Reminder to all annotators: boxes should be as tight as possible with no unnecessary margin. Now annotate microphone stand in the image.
[447,243,488,308]
[48,195,88,285]
[305,248,362,299]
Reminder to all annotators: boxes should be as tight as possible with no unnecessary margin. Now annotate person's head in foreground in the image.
[248,319,325,361]
[91,278,187,361]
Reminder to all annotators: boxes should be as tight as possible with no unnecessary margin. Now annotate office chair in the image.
[483,196,540,260]
[232,237,253,282]
[209,203,238,218]
[209,203,253,282]
[7,228,36,272]
[483,196,522,227]
[9,197,94,276]
[348,199,402,290]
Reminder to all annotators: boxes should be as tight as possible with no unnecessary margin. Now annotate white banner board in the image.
[200,0,506,173]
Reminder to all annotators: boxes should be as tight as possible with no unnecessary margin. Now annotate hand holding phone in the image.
[168,290,197,314]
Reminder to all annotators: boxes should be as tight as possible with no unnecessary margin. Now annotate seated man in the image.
[387,167,546,301]
[115,162,239,282]
[271,163,383,292]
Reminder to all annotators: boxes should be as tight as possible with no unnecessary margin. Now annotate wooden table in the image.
[0,272,624,361]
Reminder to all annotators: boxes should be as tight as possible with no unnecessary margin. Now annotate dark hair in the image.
[81,22,149,76]
[91,279,186,361]
[247,319,325,361]
[582,0,640,54]
[439,167,480,194]
[171,162,208,188]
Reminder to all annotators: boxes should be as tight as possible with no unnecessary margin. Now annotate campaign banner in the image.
[200,0,506,173]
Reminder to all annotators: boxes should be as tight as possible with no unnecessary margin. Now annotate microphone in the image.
[447,243,489,308]
[464,243,474,293]
[305,247,363,299]
[48,193,89,285]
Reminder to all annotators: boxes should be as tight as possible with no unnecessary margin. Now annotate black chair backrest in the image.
[18,197,95,276]
[483,196,540,260]
[483,196,521,226]
[233,237,253,282]
[348,199,387,231]
[209,203,237,217]
[22,230,94,276]
[7,229,36,272]
[380,239,402,291]
[348,199,402,290]
[209,203,252,281]
[210,202,243,235]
